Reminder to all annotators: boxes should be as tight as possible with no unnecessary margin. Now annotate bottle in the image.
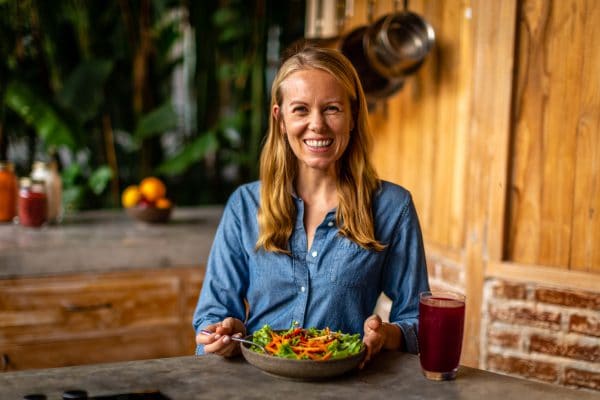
[18,178,47,228]
[31,161,63,223]
[0,161,18,223]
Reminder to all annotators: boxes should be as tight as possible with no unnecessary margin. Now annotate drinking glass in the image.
[418,290,466,380]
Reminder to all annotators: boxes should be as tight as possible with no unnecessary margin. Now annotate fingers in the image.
[360,315,385,368]
[215,317,246,336]
[205,337,239,357]
[197,318,246,357]
[365,314,383,332]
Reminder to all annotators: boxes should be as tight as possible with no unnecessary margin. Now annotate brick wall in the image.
[481,279,600,391]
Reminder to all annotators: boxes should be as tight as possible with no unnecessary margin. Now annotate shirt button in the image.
[328,221,334,227]
[300,286,306,292]
[311,251,318,257]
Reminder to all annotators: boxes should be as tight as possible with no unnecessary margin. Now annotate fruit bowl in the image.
[126,206,172,224]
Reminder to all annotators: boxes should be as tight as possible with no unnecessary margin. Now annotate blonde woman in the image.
[194,46,429,365]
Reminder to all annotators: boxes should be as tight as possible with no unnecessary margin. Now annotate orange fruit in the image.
[121,185,141,208]
[139,177,166,202]
[156,198,172,209]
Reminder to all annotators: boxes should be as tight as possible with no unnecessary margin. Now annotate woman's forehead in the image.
[279,69,349,102]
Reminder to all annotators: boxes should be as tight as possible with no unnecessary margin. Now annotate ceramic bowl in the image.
[126,206,172,224]
[240,335,366,381]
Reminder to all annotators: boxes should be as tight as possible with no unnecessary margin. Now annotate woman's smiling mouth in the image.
[304,139,333,149]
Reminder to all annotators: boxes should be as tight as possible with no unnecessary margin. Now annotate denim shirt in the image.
[193,180,429,355]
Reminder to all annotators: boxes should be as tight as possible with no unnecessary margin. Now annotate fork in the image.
[200,329,268,353]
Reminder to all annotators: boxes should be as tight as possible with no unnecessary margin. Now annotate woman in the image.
[193,46,429,365]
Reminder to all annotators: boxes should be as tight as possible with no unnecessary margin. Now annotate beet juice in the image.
[418,291,465,380]
[18,178,48,228]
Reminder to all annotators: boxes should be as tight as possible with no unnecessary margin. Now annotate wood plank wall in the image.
[341,0,600,366]
[347,0,600,273]
[348,0,473,252]
[507,0,600,272]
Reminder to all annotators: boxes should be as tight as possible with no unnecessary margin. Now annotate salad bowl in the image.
[239,328,366,381]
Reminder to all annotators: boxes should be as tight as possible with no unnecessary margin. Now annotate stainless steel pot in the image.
[339,25,404,102]
[364,7,435,79]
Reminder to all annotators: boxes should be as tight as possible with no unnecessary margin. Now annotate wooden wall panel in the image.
[569,1,600,273]
[347,0,473,252]
[506,0,600,271]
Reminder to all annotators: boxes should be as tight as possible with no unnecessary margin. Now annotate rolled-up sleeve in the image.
[192,189,249,355]
[382,194,430,354]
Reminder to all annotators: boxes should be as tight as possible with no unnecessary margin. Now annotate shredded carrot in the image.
[261,327,343,360]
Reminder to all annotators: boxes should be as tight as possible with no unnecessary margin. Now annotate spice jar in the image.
[0,161,18,223]
[31,161,63,223]
[18,178,47,228]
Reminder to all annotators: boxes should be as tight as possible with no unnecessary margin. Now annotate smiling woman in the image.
[274,68,353,175]
[193,46,430,369]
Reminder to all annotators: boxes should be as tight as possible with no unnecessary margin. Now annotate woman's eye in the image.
[292,106,308,113]
[325,105,341,113]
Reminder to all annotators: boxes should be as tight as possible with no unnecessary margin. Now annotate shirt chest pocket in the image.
[329,236,380,288]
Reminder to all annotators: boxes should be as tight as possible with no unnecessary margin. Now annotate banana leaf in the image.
[157,131,218,176]
[57,59,114,124]
[5,81,77,149]
[134,101,179,140]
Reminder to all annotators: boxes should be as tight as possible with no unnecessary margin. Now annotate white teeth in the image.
[304,139,333,148]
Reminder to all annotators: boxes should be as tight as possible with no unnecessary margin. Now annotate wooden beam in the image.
[462,0,517,368]
[487,260,600,292]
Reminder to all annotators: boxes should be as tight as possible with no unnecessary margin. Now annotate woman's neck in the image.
[295,168,338,209]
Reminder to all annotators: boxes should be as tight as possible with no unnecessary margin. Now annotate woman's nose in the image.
[308,110,325,133]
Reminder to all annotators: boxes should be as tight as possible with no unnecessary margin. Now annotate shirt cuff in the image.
[394,321,419,354]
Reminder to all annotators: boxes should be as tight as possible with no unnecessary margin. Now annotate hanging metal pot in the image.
[339,25,404,102]
[364,0,435,79]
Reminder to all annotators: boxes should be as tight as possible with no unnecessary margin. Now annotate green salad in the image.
[250,324,363,360]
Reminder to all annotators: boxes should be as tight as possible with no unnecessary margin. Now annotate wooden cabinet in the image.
[0,267,204,371]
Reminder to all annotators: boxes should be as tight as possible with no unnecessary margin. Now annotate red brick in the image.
[487,329,520,348]
[486,353,558,382]
[563,367,600,390]
[535,288,600,310]
[569,314,600,337]
[488,305,561,330]
[529,334,600,362]
[492,281,527,300]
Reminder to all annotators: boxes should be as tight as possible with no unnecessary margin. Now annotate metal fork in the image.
[200,329,268,353]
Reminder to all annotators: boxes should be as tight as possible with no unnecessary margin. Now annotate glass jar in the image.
[18,178,47,228]
[0,161,18,223]
[31,161,63,223]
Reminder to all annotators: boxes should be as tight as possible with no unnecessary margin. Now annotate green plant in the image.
[0,0,304,209]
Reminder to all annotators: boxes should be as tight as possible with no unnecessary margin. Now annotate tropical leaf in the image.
[88,165,113,195]
[5,80,77,149]
[134,101,179,140]
[57,59,114,123]
[157,131,218,176]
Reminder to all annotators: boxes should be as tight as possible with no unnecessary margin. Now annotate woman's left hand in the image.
[360,314,403,368]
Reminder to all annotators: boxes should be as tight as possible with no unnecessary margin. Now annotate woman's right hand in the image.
[196,317,246,357]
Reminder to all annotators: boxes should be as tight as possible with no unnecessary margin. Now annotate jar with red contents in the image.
[0,161,18,223]
[18,178,47,227]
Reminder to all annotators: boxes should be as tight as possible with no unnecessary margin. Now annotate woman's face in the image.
[274,68,353,174]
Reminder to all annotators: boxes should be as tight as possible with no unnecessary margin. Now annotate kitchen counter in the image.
[0,352,594,399]
[0,207,223,279]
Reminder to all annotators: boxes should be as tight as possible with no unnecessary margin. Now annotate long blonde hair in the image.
[256,46,384,253]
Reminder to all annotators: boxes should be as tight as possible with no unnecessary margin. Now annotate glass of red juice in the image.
[418,290,466,380]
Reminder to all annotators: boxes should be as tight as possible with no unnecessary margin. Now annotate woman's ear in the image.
[273,105,285,134]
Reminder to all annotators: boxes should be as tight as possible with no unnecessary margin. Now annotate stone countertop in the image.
[0,206,223,279]
[0,353,594,400]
